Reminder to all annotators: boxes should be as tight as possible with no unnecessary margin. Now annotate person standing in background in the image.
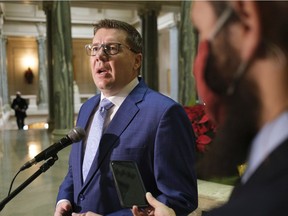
[11,91,28,130]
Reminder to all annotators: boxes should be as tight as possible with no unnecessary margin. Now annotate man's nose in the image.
[95,48,108,61]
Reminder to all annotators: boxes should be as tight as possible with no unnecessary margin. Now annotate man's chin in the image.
[96,81,112,91]
[97,84,121,97]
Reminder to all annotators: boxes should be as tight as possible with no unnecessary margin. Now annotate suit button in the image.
[79,194,85,201]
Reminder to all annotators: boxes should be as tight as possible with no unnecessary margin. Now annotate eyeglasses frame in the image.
[85,43,136,56]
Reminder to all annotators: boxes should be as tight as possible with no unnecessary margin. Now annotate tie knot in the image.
[100,98,114,111]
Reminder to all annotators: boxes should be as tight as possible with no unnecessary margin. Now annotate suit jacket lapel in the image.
[82,80,147,188]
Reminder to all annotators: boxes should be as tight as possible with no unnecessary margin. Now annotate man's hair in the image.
[93,19,142,54]
[209,1,229,18]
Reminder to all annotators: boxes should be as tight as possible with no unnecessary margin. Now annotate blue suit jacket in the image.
[56,79,198,215]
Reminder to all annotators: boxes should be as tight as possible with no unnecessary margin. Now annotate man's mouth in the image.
[97,68,108,74]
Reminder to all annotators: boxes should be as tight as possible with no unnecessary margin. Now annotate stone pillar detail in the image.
[43,1,74,134]
[169,24,179,102]
[178,0,197,105]
[36,23,48,110]
[0,13,9,108]
[43,1,54,130]
[139,8,159,91]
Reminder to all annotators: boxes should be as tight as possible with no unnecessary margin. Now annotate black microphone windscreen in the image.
[68,127,86,142]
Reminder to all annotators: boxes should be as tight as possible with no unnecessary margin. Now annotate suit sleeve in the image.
[154,104,198,215]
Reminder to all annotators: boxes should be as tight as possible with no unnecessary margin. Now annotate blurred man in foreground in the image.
[133,1,288,215]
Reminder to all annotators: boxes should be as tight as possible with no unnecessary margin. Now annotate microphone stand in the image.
[0,155,58,212]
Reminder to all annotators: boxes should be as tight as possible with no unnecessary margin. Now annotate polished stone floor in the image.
[0,116,70,215]
[0,116,233,216]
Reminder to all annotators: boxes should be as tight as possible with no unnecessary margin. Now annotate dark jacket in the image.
[11,96,28,118]
[205,138,288,216]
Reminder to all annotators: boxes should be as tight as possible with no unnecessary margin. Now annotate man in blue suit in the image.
[54,19,197,216]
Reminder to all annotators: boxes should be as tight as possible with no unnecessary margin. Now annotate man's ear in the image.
[231,1,261,61]
[134,53,143,71]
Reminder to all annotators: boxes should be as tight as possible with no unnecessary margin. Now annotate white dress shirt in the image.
[101,77,139,127]
[242,111,288,183]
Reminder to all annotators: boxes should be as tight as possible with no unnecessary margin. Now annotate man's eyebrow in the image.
[91,42,118,46]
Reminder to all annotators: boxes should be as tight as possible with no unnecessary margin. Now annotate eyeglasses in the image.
[85,43,135,56]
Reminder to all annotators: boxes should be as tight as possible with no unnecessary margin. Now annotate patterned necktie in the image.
[82,98,114,181]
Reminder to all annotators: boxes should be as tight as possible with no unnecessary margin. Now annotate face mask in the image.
[193,7,233,125]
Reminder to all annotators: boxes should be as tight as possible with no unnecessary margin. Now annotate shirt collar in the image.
[100,77,139,107]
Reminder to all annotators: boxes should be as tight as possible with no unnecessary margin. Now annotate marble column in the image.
[43,1,74,135]
[43,2,54,130]
[139,8,159,91]
[169,24,179,102]
[0,14,9,112]
[36,23,48,110]
[178,0,197,105]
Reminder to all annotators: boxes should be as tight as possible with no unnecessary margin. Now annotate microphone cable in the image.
[7,169,21,196]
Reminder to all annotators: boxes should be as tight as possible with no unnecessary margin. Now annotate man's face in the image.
[191,1,260,177]
[192,2,241,95]
[90,28,142,96]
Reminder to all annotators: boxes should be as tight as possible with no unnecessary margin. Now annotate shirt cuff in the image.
[56,199,71,207]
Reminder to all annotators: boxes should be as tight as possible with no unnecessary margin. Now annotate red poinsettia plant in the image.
[184,104,216,153]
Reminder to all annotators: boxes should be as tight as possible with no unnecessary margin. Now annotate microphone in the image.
[20,127,86,171]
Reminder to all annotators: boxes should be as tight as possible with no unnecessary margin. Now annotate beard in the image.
[196,36,261,180]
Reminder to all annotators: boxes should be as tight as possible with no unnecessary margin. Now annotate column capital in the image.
[138,4,161,18]
[0,13,3,35]
[158,12,180,30]
[36,35,46,45]
[36,22,46,37]
[42,1,53,14]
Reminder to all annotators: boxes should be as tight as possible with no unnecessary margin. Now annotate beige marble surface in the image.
[198,179,233,202]
[0,118,69,215]
[197,180,233,212]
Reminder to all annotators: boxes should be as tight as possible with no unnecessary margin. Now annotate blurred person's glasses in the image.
[85,43,135,56]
